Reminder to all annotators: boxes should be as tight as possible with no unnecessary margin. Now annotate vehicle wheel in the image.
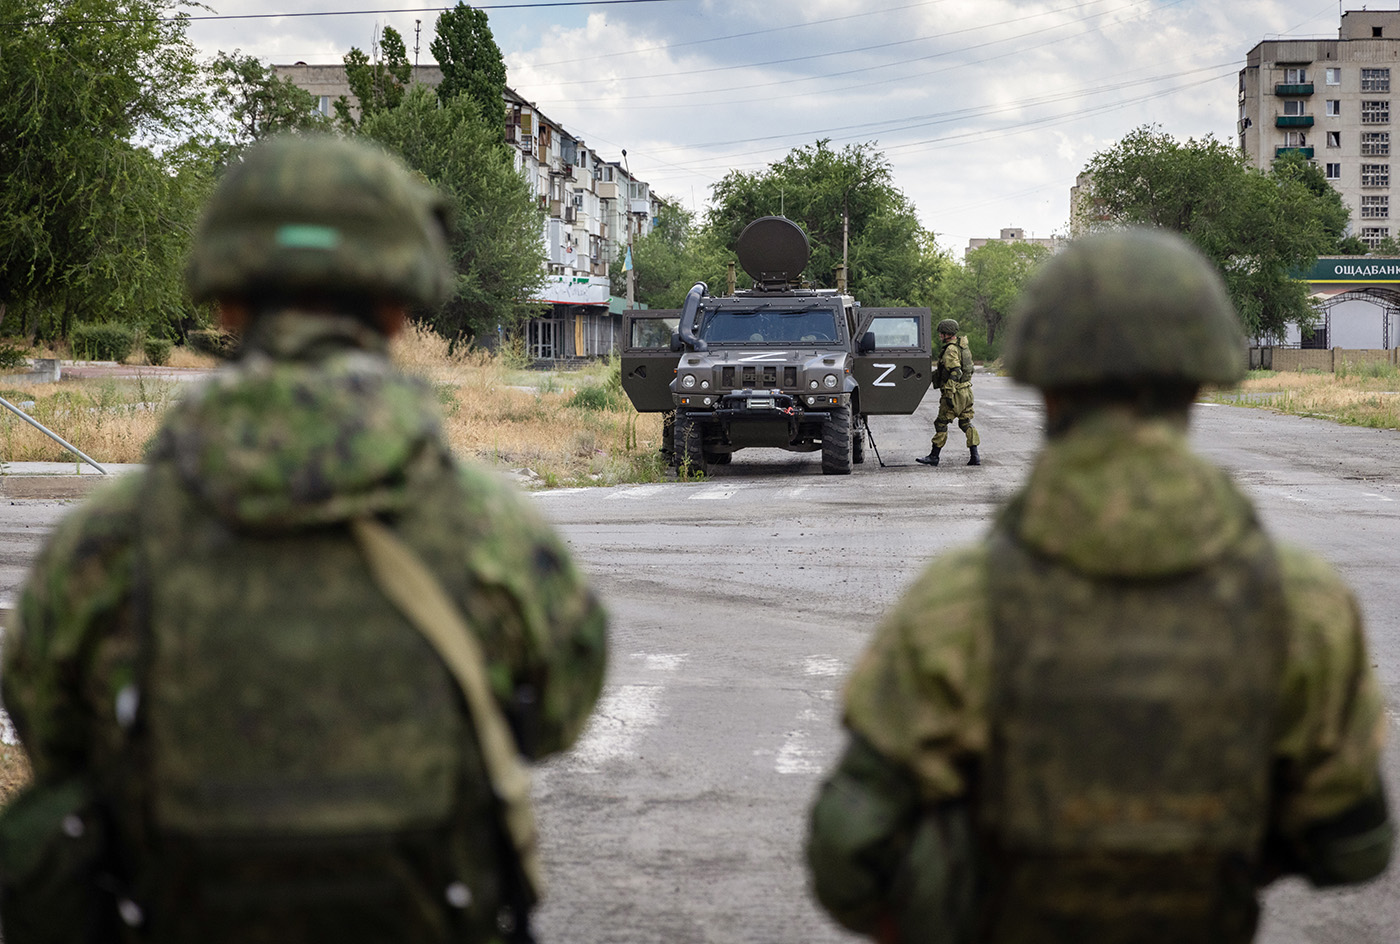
[852,416,866,465]
[661,411,676,466]
[821,404,853,475]
[676,413,707,475]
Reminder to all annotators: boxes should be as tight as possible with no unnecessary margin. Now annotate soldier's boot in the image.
[968,446,981,466]
[916,446,941,466]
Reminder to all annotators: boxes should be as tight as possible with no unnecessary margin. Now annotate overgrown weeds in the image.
[1209,368,1400,429]
[0,324,676,488]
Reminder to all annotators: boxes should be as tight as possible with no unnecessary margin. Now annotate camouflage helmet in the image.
[1003,228,1245,390]
[186,134,453,309]
[937,319,959,336]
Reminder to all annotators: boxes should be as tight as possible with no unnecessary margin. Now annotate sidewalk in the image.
[0,461,143,499]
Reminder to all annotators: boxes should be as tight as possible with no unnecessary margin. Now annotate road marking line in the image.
[803,656,843,677]
[782,486,810,499]
[607,485,665,500]
[560,683,662,773]
[691,486,740,500]
[1363,492,1395,503]
[776,707,829,775]
[631,652,688,672]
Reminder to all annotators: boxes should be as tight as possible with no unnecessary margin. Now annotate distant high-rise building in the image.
[1239,10,1400,248]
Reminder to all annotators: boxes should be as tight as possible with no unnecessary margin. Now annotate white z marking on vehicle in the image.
[737,352,789,362]
[871,363,897,387]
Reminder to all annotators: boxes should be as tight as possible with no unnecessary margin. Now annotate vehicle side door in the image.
[851,307,933,415]
[621,310,681,412]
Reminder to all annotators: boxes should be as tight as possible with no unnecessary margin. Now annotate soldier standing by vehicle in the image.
[808,229,1391,943]
[916,318,980,466]
[0,135,607,944]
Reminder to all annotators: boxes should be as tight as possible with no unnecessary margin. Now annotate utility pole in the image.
[839,199,849,293]
[622,148,635,311]
[413,20,421,76]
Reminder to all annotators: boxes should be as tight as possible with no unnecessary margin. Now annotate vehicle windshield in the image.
[698,308,840,344]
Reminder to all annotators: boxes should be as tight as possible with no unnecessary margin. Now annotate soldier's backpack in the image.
[115,457,527,944]
[958,335,973,383]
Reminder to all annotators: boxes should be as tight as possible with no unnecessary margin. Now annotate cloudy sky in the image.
[187,0,1363,254]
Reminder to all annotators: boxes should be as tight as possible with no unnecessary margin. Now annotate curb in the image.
[0,476,115,500]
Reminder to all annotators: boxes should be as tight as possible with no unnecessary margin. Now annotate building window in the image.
[1285,131,1308,147]
[1374,26,1385,38]
[1285,67,1308,84]
[1326,100,1341,116]
[317,96,331,116]
[1363,195,1390,218]
[1326,67,1342,85]
[1362,227,1390,247]
[1328,131,1342,147]
[1362,68,1391,92]
[1362,163,1390,187]
[1362,132,1390,156]
[1362,100,1390,124]
[1326,163,1342,179]
[1283,100,1307,116]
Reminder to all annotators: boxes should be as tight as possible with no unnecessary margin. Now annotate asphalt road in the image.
[1,374,1398,942]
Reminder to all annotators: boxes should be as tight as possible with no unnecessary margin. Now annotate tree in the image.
[0,0,208,340]
[359,85,544,340]
[937,241,1050,360]
[706,140,942,306]
[205,50,328,158]
[431,3,507,123]
[610,202,730,309]
[335,26,412,128]
[1078,125,1353,341]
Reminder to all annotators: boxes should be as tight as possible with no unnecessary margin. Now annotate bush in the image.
[0,344,29,369]
[70,324,136,362]
[144,337,173,366]
[187,328,237,358]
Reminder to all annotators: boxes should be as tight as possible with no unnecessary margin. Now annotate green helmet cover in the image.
[1003,228,1245,390]
[186,134,453,309]
[937,319,959,336]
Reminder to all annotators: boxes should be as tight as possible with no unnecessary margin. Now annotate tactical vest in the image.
[120,456,510,944]
[979,512,1287,944]
[958,336,973,383]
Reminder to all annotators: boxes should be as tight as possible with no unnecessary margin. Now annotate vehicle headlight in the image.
[701,380,710,389]
[823,374,838,388]
[807,396,816,405]
[809,379,819,389]
[681,374,697,389]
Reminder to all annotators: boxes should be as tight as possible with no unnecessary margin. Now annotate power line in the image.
[7,0,690,28]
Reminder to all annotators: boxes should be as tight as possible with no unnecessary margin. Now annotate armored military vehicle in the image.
[621,216,933,475]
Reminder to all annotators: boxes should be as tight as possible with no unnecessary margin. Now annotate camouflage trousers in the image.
[933,382,979,449]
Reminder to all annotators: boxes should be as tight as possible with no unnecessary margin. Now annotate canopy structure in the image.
[1302,259,1400,348]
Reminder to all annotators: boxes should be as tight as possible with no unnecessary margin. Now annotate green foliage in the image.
[937,241,1051,359]
[431,3,507,123]
[205,50,329,158]
[335,26,412,128]
[567,360,628,411]
[1079,125,1345,341]
[70,324,136,362]
[360,85,544,340]
[611,203,731,308]
[187,328,237,358]
[0,0,208,340]
[706,140,944,305]
[0,344,29,369]
[143,337,173,366]
[500,331,530,369]
[1336,358,1399,380]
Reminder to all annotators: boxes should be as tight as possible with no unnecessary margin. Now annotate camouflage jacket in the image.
[809,410,1389,936]
[6,309,608,789]
[934,337,971,390]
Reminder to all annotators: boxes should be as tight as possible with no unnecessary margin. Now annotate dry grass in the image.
[1209,365,1400,429]
[0,325,674,487]
[0,744,33,805]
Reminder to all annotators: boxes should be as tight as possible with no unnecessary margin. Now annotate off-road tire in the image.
[676,412,707,475]
[852,416,866,465]
[821,405,853,475]
[661,412,676,466]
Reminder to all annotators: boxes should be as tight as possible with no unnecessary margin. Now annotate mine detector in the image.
[620,216,934,475]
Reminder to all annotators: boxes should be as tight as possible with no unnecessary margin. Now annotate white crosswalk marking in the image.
[691,485,740,500]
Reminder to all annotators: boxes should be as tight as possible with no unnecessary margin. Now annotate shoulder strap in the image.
[350,516,543,900]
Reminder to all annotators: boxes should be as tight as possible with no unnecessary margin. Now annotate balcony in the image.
[1275,83,1314,96]
[1276,115,1315,127]
[1276,146,1315,159]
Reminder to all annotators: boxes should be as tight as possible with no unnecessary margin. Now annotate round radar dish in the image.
[736,216,810,283]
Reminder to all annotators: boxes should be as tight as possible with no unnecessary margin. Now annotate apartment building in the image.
[1239,10,1400,248]
[965,227,1061,257]
[272,64,662,361]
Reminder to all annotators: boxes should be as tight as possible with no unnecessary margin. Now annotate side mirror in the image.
[859,331,876,354]
[670,330,683,352]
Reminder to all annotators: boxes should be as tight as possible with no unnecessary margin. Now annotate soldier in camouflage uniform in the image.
[808,229,1391,943]
[916,319,980,467]
[0,135,607,944]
